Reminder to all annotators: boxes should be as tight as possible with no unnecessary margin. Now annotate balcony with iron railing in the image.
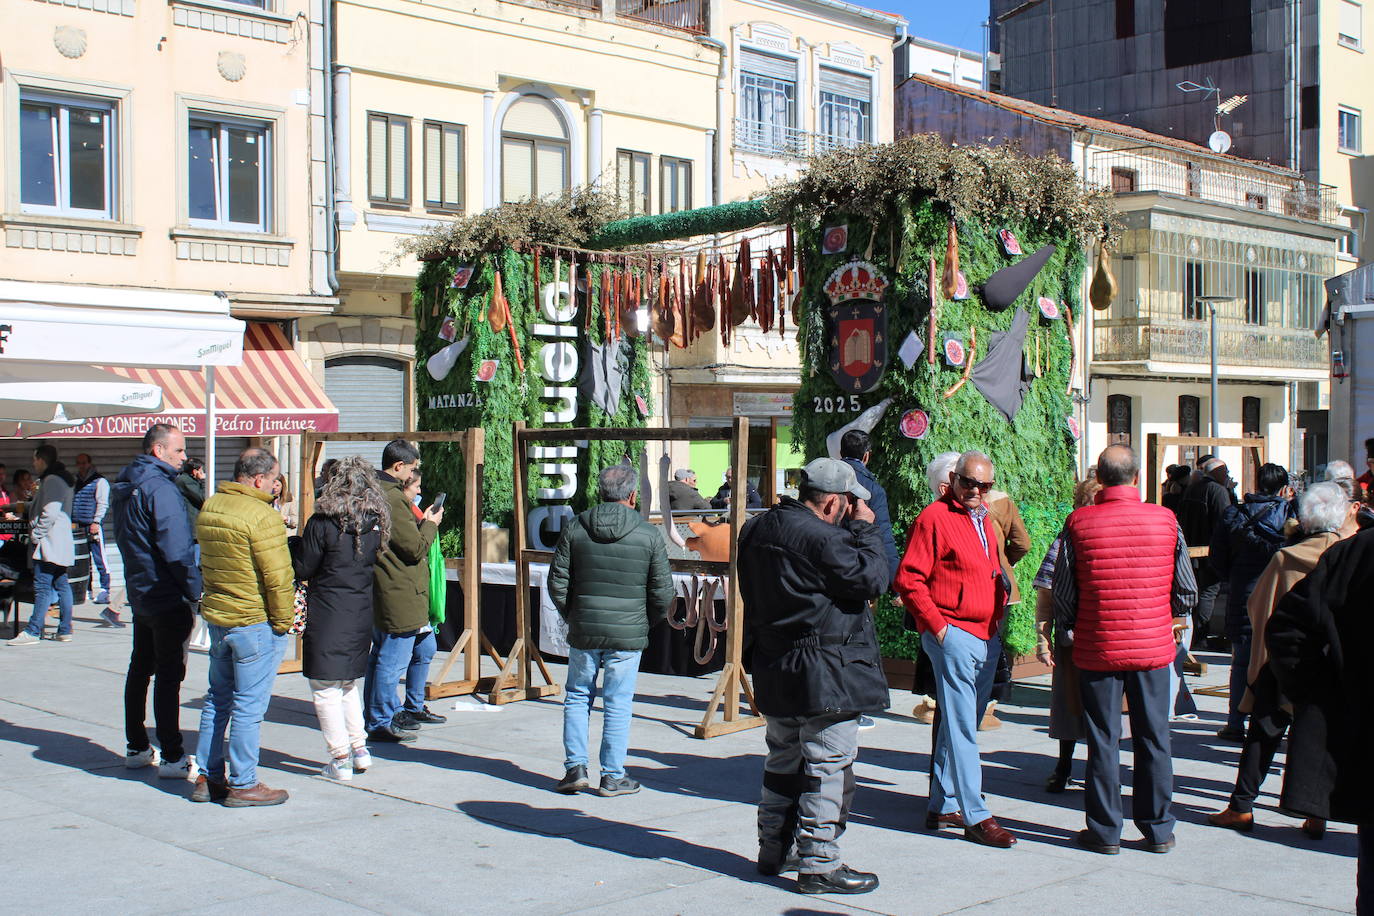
[1090,147,1340,226]
[537,0,707,32]
[733,118,867,158]
[1093,315,1327,372]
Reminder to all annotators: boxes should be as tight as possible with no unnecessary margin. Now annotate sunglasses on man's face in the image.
[956,474,995,492]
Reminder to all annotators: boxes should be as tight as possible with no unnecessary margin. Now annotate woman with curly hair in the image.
[292,456,390,780]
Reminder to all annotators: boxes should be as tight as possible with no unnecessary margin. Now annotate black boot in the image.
[796,865,879,895]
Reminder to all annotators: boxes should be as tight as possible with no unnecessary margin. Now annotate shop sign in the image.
[42,412,336,438]
[732,392,793,417]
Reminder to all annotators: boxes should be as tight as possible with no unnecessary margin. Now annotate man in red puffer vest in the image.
[1053,444,1196,856]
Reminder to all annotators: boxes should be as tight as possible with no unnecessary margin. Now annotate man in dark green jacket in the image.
[548,464,674,797]
[365,439,442,743]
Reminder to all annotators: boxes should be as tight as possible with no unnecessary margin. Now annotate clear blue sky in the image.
[886,3,989,53]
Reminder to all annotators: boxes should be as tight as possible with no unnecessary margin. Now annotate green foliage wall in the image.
[792,200,1080,658]
[413,248,651,557]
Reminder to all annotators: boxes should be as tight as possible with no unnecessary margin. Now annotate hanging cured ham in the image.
[1090,244,1117,311]
[941,220,960,300]
[489,270,509,333]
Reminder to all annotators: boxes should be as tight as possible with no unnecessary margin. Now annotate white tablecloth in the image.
[446,561,728,657]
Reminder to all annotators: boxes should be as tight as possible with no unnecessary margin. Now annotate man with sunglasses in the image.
[895,450,1017,849]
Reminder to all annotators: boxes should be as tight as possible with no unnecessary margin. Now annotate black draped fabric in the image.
[981,244,1056,311]
[970,308,1032,423]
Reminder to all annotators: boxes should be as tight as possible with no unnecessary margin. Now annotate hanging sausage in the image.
[941,219,960,300]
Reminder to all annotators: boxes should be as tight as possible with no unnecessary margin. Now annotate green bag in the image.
[428,537,447,625]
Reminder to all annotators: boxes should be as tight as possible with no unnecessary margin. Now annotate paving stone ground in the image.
[0,602,1357,915]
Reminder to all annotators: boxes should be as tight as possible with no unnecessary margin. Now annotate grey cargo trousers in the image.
[757,711,860,875]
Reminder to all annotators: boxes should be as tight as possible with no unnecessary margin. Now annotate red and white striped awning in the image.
[44,322,338,438]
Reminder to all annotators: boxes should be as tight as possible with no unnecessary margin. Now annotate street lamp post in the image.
[1199,296,1233,439]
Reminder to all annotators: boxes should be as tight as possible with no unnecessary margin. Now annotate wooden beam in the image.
[518,426,733,443]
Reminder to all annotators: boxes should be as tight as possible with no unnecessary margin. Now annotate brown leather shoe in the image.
[1207,808,1254,832]
[190,775,229,804]
[222,782,289,807]
[965,816,1017,848]
[1302,817,1327,839]
[924,811,965,831]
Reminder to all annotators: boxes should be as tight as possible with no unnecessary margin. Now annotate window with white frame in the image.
[187,115,269,232]
[422,120,463,213]
[368,112,410,207]
[1340,0,1362,49]
[501,95,569,203]
[19,93,115,219]
[737,49,799,156]
[660,157,692,213]
[616,150,651,215]
[1340,208,1364,259]
[817,67,871,152]
[1339,106,1362,153]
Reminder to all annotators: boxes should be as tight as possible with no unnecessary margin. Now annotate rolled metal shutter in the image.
[324,356,407,468]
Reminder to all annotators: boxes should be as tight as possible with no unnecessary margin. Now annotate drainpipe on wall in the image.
[697,36,727,206]
[322,0,340,294]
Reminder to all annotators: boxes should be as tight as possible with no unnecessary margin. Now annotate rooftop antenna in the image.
[1178,79,1248,153]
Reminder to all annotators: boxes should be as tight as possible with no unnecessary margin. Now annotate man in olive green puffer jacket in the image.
[192,448,295,807]
[548,464,674,798]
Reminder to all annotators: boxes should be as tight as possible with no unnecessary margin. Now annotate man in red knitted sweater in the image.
[894,450,1016,849]
[1052,444,1196,856]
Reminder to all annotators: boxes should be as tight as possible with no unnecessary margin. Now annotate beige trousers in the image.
[309,678,366,760]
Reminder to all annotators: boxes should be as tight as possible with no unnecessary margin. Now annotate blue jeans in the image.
[404,629,436,712]
[365,629,418,732]
[562,648,641,779]
[25,561,73,637]
[1227,630,1252,731]
[89,532,111,592]
[195,622,288,789]
[922,625,991,823]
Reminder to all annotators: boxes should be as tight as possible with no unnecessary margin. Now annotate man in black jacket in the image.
[739,457,890,896]
[548,464,675,798]
[1179,457,1235,647]
[111,423,203,778]
[838,430,897,586]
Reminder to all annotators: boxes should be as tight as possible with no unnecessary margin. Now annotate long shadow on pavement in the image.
[367,742,555,792]
[0,718,188,797]
[458,799,780,888]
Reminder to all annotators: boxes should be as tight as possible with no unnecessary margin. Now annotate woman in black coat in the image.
[293,455,388,781]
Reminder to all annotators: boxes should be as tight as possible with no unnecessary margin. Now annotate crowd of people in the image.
[2,426,1371,906]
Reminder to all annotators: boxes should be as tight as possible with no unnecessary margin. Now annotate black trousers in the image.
[124,606,195,760]
[1230,666,1291,814]
[1080,665,1175,845]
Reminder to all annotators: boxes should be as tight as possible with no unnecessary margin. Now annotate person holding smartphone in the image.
[390,470,447,731]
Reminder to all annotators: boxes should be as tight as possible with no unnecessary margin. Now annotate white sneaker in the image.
[158,755,195,780]
[321,757,353,781]
[351,747,372,773]
[125,748,158,769]
[6,632,39,647]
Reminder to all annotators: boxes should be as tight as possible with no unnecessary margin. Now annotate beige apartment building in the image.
[317,0,904,469]
[0,0,338,483]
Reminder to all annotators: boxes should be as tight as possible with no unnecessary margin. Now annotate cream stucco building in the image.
[317,0,904,471]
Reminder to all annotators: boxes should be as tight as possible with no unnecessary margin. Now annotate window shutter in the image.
[388,119,408,201]
[1341,0,1362,41]
[442,125,462,208]
[424,122,441,204]
[819,66,870,100]
[504,96,565,138]
[535,141,567,197]
[368,115,387,199]
[739,48,797,81]
[503,137,533,202]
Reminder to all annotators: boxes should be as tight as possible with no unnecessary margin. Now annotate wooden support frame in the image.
[286,429,497,703]
[511,418,763,737]
[1146,434,1267,558]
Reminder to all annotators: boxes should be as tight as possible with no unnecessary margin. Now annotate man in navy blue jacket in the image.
[840,430,898,587]
[111,423,203,779]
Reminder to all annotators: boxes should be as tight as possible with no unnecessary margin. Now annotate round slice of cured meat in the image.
[476,359,499,382]
[1038,296,1060,320]
[944,337,966,366]
[1067,415,1081,440]
[899,409,929,440]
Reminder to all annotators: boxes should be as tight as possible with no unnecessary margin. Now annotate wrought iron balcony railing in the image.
[733,118,866,159]
[1093,316,1327,371]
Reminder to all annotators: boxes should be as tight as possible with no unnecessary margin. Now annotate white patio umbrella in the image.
[0,419,82,438]
[0,361,162,423]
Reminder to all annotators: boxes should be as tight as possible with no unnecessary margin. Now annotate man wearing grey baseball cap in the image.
[738,456,891,896]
